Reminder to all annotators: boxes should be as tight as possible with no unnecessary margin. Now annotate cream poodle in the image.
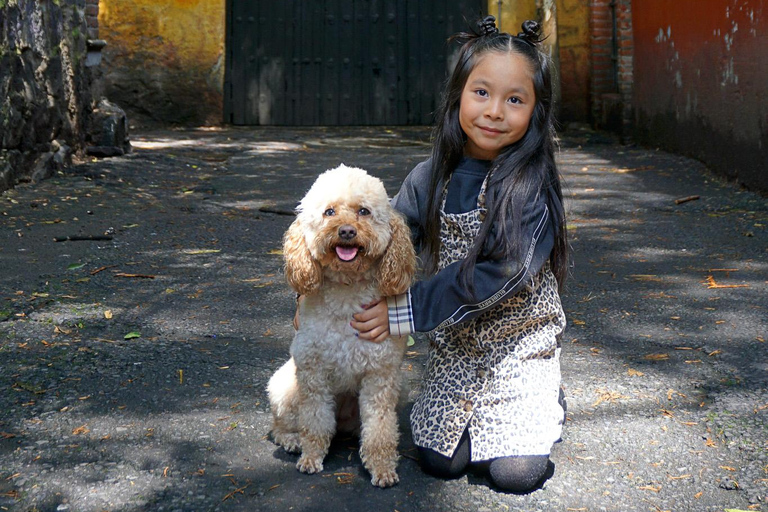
[267,164,416,487]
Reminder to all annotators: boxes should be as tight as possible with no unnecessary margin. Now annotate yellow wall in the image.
[556,0,590,122]
[99,0,226,125]
[488,0,590,123]
[490,0,538,35]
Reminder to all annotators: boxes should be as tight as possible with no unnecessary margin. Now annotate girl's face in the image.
[459,51,536,160]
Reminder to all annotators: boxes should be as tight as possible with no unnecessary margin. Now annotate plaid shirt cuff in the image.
[386,291,414,338]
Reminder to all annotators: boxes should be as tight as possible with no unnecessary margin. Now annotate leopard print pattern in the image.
[410,176,566,461]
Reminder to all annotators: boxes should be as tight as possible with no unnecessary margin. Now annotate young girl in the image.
[351,17,568,492]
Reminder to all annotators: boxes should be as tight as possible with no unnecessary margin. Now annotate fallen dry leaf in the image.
[645,353,670,361]
[593,389,628,407]
[704,275,749,289]
[72,425,90,436]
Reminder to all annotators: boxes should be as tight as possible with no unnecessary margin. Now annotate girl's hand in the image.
[351,298,390,343]
[293,295,304,330]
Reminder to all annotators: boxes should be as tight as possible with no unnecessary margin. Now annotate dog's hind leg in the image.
[267,358,301,453]
[295,374,336,475]
[358,371,402,487]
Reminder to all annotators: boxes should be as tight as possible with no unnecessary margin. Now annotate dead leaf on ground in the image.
[704,275,749,289]
[72,425,90,436]
[593,389,628,407]
[645,353,670,361]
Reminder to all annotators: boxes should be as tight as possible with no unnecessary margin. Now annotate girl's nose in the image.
[485,99,504,120]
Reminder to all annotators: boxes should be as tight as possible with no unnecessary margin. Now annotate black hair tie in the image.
[517,20,542,46]
[477,15,499,37]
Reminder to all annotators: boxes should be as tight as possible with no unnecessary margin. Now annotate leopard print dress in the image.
[410,175,566,461]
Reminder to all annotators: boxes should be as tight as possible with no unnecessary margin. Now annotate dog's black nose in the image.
[338,225,357,240]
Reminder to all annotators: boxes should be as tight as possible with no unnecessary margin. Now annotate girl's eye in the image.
[324,208,335,216]
[476,89,489,97]
[358,207,371,216]
[508,96,522,104]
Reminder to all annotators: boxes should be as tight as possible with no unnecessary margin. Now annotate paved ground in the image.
[0,125,766,512]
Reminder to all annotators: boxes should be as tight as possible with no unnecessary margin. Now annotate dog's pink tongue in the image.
[335,246,359,261]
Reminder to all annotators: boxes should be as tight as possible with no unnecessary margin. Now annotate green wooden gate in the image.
[225,0,484,125]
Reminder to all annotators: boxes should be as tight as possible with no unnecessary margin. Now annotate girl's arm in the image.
[391,191,555,335]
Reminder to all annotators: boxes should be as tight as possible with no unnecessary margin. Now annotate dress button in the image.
[463,400,473,412]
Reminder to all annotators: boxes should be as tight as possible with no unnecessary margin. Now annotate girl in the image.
[351,17,568,492]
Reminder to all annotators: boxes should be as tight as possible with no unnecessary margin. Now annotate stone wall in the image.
[1,0,90,190]
[0,0,129,192]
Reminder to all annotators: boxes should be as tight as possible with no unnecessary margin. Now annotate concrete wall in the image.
[98,0,226,126]
[632,0,767,191]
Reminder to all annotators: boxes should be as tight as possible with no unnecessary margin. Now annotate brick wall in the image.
[86,0,100,39]
[589,0,632,139]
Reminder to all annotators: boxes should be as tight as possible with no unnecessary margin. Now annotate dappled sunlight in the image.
[132,135,307,155]
[2,128,764,511]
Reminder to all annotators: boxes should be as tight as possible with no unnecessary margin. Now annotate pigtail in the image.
[517,20,544,46]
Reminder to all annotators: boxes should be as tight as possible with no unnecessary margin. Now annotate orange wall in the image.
[633,0,767,190]
[98,0,226,125]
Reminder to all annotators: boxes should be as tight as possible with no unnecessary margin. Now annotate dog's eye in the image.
[324,208,335,217]
[358,207,371,216]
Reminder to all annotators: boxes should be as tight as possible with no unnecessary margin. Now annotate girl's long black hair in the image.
[423,17,569,296]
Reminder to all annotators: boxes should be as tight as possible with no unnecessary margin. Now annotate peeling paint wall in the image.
[633,0,767,191]
[98,0,225,126]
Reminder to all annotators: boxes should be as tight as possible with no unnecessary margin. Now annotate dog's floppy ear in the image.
[283,218,322,295]
[377,212,417,297]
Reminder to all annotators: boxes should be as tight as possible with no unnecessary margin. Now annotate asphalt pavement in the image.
[1,125,766,512]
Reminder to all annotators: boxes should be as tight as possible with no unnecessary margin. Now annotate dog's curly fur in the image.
[267,165,417,487]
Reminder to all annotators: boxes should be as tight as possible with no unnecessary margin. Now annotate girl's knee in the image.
[488,455,550,492]
[416,431,470,478]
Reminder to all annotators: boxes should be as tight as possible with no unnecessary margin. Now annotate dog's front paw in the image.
[371,468,399,488]
[297,455,324,474]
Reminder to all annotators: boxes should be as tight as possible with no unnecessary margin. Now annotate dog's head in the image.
[283,164,416,296]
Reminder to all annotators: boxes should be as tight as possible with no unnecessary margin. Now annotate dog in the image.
[267,164,416,487]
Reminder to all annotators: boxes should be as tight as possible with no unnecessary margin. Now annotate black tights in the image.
[417,430,550,492]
